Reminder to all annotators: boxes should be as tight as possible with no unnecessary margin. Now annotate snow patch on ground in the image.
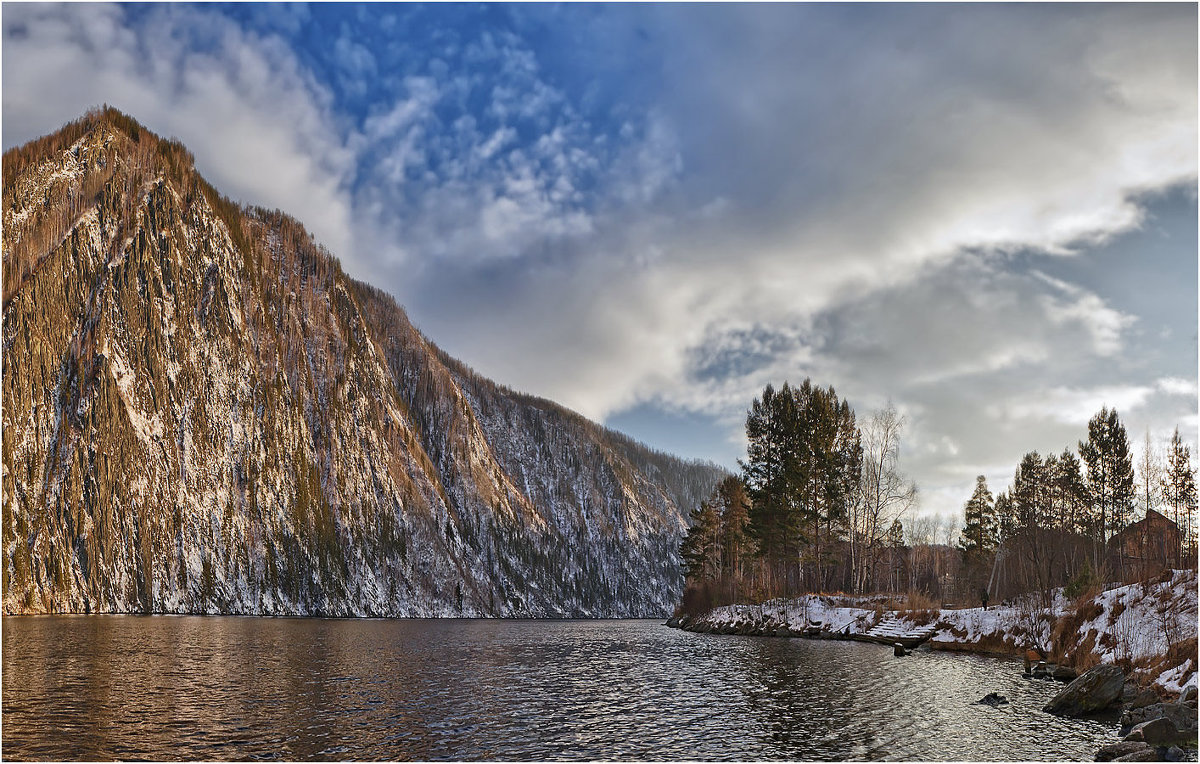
[694,570,1197,692]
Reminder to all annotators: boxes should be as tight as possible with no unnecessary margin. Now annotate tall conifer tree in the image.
[1079,407,1135,573]
[959,475,996,554]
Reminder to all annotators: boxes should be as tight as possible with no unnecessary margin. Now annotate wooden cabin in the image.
[1107,508,1182,580]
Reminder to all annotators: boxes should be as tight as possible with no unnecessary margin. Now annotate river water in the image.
[3,616,1118,760]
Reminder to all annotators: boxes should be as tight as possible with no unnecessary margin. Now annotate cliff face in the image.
[1,109,724,617]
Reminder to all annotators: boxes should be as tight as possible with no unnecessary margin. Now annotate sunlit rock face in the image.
[2,109,725,618]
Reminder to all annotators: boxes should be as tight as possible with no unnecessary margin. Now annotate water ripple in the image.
[3,616,1117,760]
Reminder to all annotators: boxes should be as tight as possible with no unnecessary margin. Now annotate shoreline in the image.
[665,607,1023,655]
[668,597,1200,759]
[666,569,1198,700]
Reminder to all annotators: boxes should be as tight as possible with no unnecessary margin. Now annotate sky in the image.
[4,3,1197,520]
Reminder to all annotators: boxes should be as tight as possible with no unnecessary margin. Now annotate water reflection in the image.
[4,616,1117,760]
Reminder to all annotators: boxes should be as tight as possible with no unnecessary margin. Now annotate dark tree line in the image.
[957,407,1197,605]
[679,384,1197,614]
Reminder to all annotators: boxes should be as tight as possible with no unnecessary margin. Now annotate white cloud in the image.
[1038,286,1137,357]
[443,5,1195,435]
[2,3,358,269]
[1157,377,1199,398]
[993,385,1157,426]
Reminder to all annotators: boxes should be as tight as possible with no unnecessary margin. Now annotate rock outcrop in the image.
[2,108,726,618]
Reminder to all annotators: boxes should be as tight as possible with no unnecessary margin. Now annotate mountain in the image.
[1,108,725,617]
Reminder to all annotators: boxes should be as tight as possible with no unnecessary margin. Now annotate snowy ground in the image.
[689,569,1197,695]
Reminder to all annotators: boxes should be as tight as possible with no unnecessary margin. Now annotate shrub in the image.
[1064,564,1098,600]
[680,581,714,617]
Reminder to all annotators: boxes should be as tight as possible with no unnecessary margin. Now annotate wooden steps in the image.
[862,614,937,648]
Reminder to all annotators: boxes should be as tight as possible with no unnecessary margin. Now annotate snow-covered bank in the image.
[670,569,1197,695]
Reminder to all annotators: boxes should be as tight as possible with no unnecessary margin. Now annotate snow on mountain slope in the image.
[1,108,726,617]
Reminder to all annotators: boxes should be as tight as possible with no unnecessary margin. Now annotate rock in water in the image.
[894,643,907,657]
[1112,748,1161,762]
[1024,648,1042,674]
[1053,665,1079,682]
[1121,702,1200,737]
[1044,664,1125,717]
[977,692,1008,707]
[1096,740,1152,762]
[1125,718,1189,747]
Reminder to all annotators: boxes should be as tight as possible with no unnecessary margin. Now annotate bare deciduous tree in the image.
[850,403,917,593]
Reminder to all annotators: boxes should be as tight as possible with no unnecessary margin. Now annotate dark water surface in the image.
[3,616,1118,760]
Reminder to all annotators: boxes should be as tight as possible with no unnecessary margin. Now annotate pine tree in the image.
[741,383,796,566]
[1161,427,1198,564]
[740,379,862,593]
[680,501,722,583]
[1012,452,1047,532]
[1010,452,1057,594]
[714,476,752,579]
[1052,448,1089,535]
[958,475,996,554]
[1079,406,1135,573]
[994,491,1016,544]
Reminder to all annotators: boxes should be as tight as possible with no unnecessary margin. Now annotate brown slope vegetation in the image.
[2,107,725,616]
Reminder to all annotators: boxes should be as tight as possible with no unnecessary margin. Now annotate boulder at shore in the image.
[1125,717,1192,747]
[1120,701,1199,739]
[1043,664,1125,717]
[1096,740,1153,762]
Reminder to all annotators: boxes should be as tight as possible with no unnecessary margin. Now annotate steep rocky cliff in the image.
[1,108,724,617]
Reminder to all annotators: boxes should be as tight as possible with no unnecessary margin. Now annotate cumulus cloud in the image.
[371,7,1195,523]
[408,5,1194,421]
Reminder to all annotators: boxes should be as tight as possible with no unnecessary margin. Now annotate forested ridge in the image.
[1,107,725,617]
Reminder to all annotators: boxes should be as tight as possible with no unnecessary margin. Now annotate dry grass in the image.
[903,609,940,626]
[899,590,939,612]
[1076,598,1104,622]
[1074,582,1105,606]
[1165,635,1198,667]
[1108,599,1127,624]
[1075,641,1102,671]
[1050,590,1109,668]
[870,590,940,613]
